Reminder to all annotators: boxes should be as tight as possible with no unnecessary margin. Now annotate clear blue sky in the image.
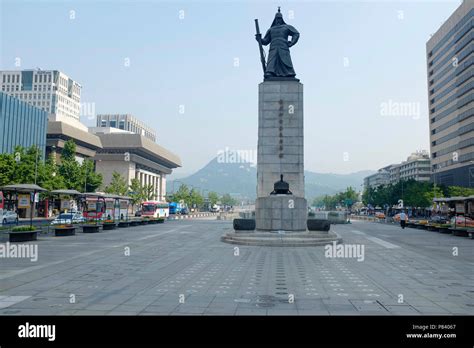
[0,0,462,175]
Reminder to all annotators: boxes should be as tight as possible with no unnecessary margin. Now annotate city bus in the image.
[83,196,106,220]
[141,201,169,219]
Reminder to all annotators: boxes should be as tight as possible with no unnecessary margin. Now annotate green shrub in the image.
[12,225,37,232]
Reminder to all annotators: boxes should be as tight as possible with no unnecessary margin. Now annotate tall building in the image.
[0,69,85,131]
[0,92,48,157]
[426,1,474,187]
[96,114,156,142]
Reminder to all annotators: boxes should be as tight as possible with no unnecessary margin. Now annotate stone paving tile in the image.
[0,219,472,315]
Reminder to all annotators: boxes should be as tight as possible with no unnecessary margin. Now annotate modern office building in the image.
[426,1,474,187]
[96,114,156,142]
[389,151,432,183]
[0,69,85,131]
[90,129,181,201]
[0,91,48,157]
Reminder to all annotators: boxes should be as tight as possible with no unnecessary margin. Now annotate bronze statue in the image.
[255,7,300,80]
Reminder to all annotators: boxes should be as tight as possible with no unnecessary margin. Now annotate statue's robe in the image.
[261,24,300,78]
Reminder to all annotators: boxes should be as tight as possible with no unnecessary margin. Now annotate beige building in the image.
[426,0,473,187]
[91,128,181,201]
[47,121,102,162]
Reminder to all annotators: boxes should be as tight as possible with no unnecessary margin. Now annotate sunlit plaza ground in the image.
[0,218,473,315]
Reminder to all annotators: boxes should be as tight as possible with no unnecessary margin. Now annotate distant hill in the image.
[168,156,374,201]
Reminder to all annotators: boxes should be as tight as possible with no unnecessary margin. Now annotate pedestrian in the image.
[400,210,407,229]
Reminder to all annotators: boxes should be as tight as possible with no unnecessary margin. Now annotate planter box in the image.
[140,220,149,225]
[8,230,38,242]
[82,225,101,233]
[118,221,130,228]
[130,220,140,226]
[438,227,451,234]
[450,228,468,237]
[148,219,158,224]
[54,227,76,237]
[103,223,116,230]
[307,219,330,232]
[156,218,165,224]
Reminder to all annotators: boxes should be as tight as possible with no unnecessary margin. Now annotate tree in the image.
[189,188,204,208]
[37,153,65,191]
[447,186,474,197]
[80,159,102,193]
[58,141,82,190]
[220,193,237,206]
[172,184,190,204]
[105,171,128,196]
[129,178,144,210]
[208,192,219,206]
[143,184,156,201]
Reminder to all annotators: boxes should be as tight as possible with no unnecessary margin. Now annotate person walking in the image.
[400,211,407,229]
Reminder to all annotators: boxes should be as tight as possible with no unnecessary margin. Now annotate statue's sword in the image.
[254,19,266,74]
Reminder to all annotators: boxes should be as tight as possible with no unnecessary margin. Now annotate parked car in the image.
[180,206,190,215]
[51,212,85,225]
[2,211,18,225]
[429,215,449,224]
[451,216,474,227]
[375,212,385,219]
[210,204,220,213]
[135,210,142,217]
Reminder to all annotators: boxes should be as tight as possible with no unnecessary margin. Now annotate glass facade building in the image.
[0,91,48,157]
[427,1,473,187]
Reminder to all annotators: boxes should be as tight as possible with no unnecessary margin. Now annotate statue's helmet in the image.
[271,7,286,27]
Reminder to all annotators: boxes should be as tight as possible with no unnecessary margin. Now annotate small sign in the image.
[18,195,30,208]
[61,200,71,209]
[455,203,465,214]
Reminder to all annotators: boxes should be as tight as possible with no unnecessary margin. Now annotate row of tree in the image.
[362,179,474,208]
[103,172,239,209]
[312,180,474,211]
[0,141,102,192]
[167,184,238,208]
[312,187,359,210]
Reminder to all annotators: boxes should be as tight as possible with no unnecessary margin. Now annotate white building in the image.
[0,69,85,131]
[96,114,156,142]
[389,151,432,183]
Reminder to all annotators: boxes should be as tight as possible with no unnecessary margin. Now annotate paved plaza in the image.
[0,218,473,315]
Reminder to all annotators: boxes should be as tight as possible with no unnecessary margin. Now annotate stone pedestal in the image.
[255,195,307,231]
[222,79,342,246]
[257,81,304,198]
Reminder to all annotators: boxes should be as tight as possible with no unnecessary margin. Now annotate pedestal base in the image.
[221,230,342,247]
[256,195,307,231]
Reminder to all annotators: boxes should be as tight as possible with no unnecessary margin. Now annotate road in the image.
[0,218,472,315]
